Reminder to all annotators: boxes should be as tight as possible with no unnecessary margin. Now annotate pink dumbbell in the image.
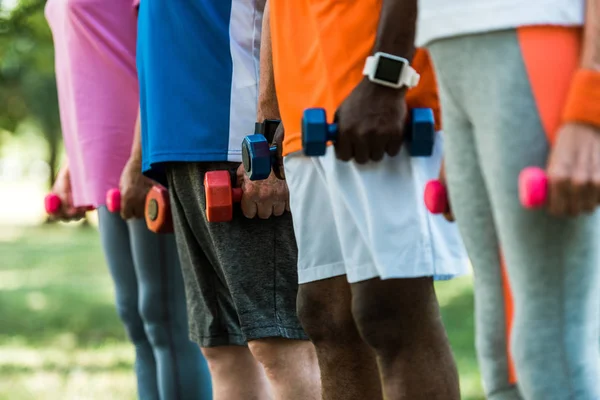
[44,193,94,215]
[424,180,449,214]
[106,188,121,213]
[44,193,62,215]
[518,167,548,209]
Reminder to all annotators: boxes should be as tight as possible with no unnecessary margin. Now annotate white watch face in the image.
[374,56,405,85]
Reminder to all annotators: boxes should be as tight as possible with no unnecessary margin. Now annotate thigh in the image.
[167,165,245,347]
[168,162,307,344]
[126,219,187,324]
[469,29,599,326]
[97,207,139,306]
[283,152,346,283]
[317,143,468,283]
[455,28,600,395]
[428,41,518,396]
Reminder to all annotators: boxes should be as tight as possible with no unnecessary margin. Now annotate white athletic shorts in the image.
[284,131,470,284]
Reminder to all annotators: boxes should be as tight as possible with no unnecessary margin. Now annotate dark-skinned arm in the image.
[334,0,419,164]
[372,0,418,61]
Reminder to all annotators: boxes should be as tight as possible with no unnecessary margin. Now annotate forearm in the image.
[129,107,142,164]
[581,0,600,69]
[372,0,418,60]
[256,0,280,121]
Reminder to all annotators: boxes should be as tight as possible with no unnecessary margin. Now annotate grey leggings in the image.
[428,30,600,399]
[97,207,212,400]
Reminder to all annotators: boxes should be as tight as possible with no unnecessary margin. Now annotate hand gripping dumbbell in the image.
[424,166,549,215]
[106,188,121,213]
[301,107,436,157]
[204,170,243,222]
[145,185,174,233]
[241,120,281,181]
[44,193,94,215]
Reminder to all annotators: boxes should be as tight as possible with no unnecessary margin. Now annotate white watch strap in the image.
[363,56,377,75]
[363,54,420,89]
[406,68,420,87]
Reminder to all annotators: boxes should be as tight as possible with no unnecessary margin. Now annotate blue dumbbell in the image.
[242,133,277,181]
[301,107,435,157]
[242,120,282,181]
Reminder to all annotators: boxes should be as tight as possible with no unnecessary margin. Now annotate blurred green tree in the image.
[0,0,62,186]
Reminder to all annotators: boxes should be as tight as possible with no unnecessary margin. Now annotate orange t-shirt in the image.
[270,0,441,156]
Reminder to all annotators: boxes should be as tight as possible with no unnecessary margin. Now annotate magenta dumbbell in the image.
[424,180,449,214]
[44,193,62,215]
[106,188,121,213]
[519,167,548,209]
[44,193,94,215]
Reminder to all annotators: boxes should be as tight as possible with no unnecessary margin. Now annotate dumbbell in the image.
[242,136,278,181]
[106,188,121,213]
[302,107,436,157]
[204,170,243,222]
[44,193,62,215]
[145,185,174,234]
[424,166,548,215]
[424,180,449,214]
[44,193,94,215]
[241,120,281,181]
[518,167,547,209]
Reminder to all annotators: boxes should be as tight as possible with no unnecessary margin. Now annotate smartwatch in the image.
[363,52,420,89]
[254,119,281,143]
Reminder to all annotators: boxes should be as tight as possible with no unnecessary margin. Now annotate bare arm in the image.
[256,0,280,121]
[581,0,600,69]
[129,107,142,165]
[372,0,418,60]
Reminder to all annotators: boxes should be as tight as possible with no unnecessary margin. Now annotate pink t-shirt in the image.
[45,0,139,207]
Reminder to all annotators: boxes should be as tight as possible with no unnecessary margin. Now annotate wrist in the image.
[562,69,600,129]
[257,101,280,122]
[361,76,408,98]
[127,155,142,169]
[362,52,419,90]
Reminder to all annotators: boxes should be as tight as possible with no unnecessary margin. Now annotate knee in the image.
[248,339,317,382]
[351,280,440,353]
[201,346,255,376]
[297,285,358,347]
[138,297,181,348]
[114,299,147,344]
[247,340,287,380]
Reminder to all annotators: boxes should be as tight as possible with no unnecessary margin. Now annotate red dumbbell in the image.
[145,185,174,234]
[204,170,243,222]
[106,188,121,213]
[518,167,547,209]
[44,193,94,216]
[424,180,449,214]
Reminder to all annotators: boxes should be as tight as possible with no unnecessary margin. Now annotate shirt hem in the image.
[417,1,584,46]
[142,151,243,173]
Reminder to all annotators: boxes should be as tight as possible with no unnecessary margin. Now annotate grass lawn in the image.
[0,223,485,399]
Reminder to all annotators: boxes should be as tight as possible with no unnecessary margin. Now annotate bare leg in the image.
[201,346,272,400]
[248,338,320,400]
[298,276,382,400]
[351,277,460,400]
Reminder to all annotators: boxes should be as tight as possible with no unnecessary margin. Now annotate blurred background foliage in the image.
[1,0,61,185]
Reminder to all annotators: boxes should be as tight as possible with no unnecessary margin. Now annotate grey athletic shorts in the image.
[166,162,307,347]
